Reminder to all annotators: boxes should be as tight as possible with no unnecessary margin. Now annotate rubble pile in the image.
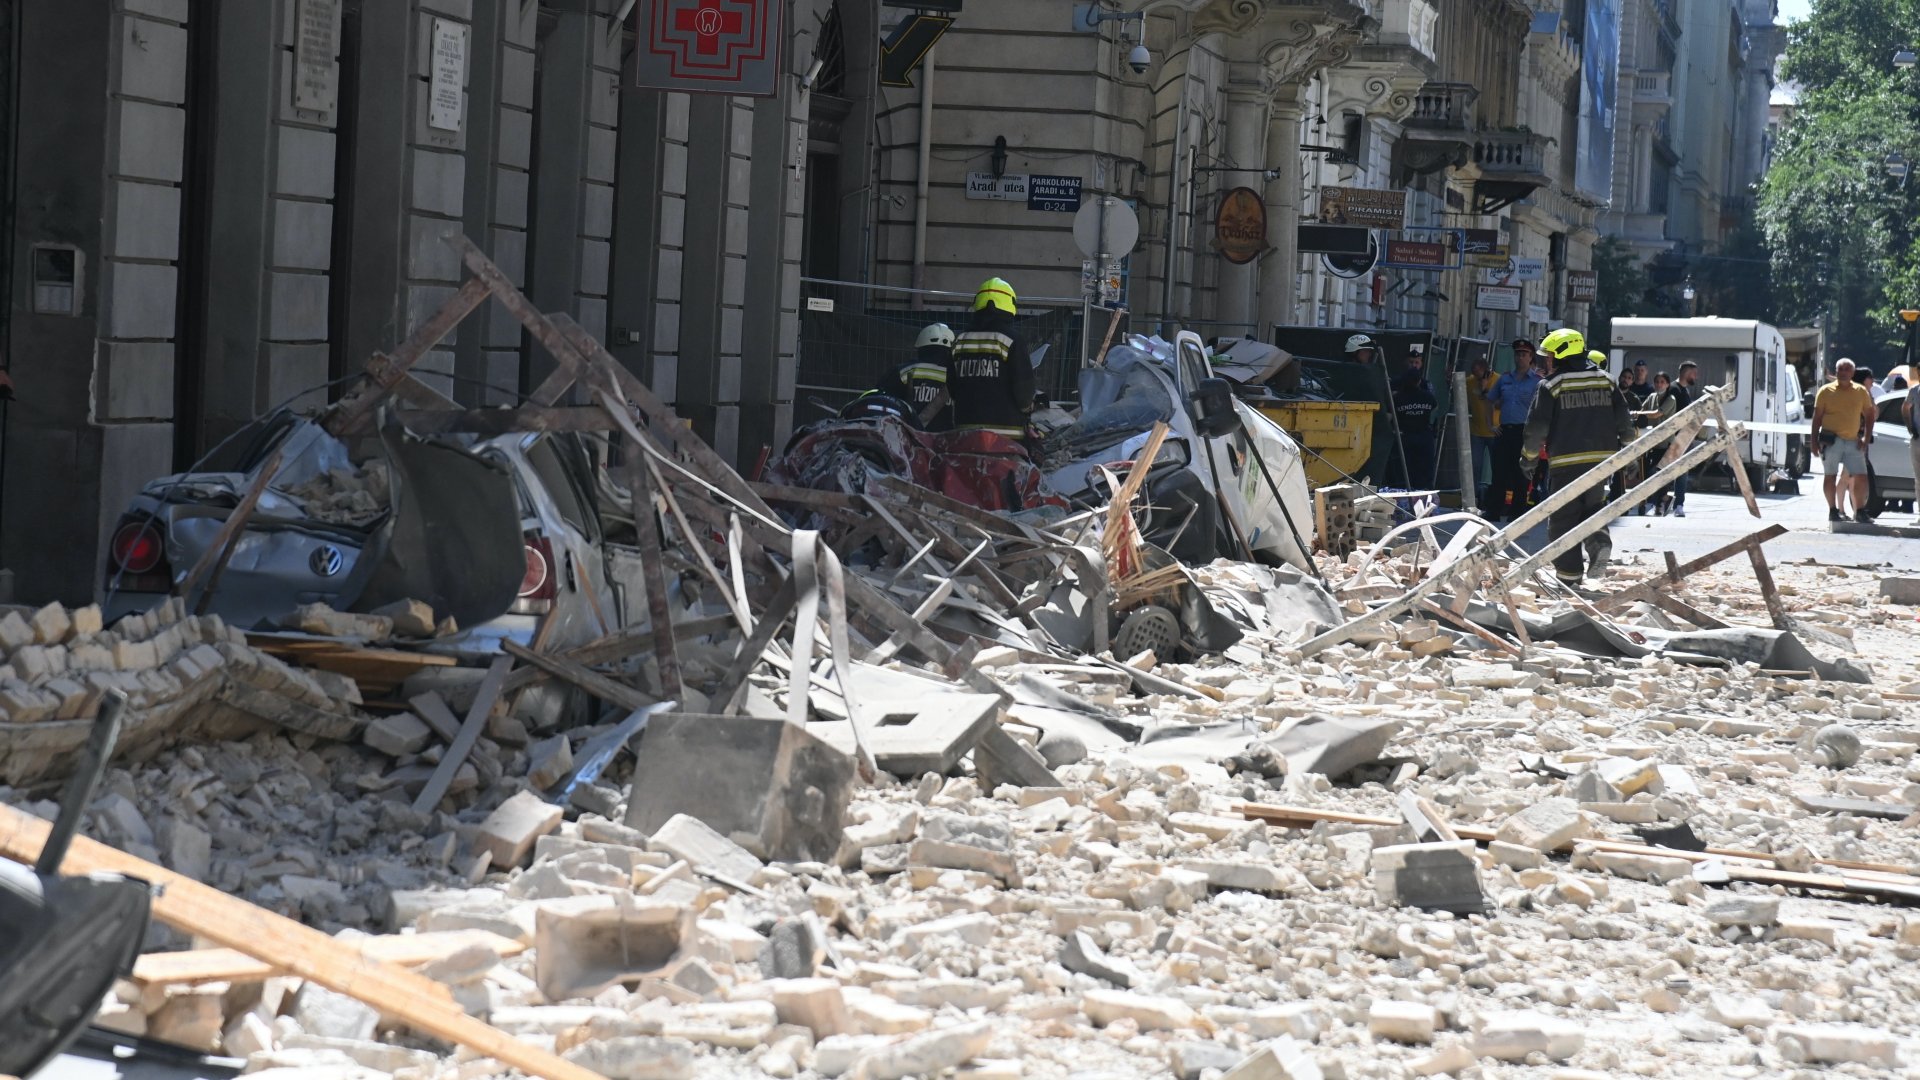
[286,460,392,527]
[15,549,1913,1079]
[0,597,366,785]
[8,245,1920,1079]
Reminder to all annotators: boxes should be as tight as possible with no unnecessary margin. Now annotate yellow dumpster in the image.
[1256,400,1379,488]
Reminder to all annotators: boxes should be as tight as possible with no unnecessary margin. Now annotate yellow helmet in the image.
[1540,327,1587,360]
[973,277,1017,315]
[1588,349,1608,368]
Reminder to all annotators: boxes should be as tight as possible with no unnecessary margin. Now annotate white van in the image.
[1608,317,1809,484]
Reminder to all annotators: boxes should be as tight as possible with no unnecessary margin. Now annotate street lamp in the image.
[1682,280,1697,316]
[1888,151,1911,181]
[1896,46,1918,69]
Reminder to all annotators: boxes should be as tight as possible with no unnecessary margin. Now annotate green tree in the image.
[1587,236,1648,351]
[1760,1,1920,364]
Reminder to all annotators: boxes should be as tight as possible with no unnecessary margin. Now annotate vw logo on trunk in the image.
[309,545,344,578]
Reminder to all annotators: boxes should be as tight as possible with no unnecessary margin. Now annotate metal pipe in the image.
[1452,370,1477,512]
[910,47,937,302]
[1160,61,1192,337]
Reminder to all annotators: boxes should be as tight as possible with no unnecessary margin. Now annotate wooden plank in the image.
[715,577,800,715]
[500,614,738,695]
[408,690,463,744]
[623,459,684,700]
[1792,792,1914,821]
[1594,525,1789,613]
[1418,599,1520,656]
[1709,395,1763,517]
[1747,543,1793,631]
[378,406,616,435]
[411,656,512,814]
[1496,427,1736,590]
[133,930,529,986]
[325,276,492,436]
[749,482,867,511]
[177,447,286,609]
[1235,802,1920,879]
[1646,590,1731,630]
[0,804,606,1080]
[502,638,656,713]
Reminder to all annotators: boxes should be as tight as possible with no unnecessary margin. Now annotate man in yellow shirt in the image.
[1811,358,1879,523]
[1467,357,1500,498]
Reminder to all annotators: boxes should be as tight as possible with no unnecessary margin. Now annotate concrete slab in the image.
[806,666,1001,777]
[625,713,856,865]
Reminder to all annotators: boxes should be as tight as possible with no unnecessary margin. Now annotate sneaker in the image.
[1672,505,1686,518]
[1829,507,1843,522]
[1587,540,1613,579]
[1855,511,1877,524]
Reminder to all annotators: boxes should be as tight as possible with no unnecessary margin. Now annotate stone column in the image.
[1217,81,1267,333]
[1258,85,1306,333]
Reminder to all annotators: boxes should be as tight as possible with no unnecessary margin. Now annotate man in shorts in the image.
[1811,358,1879,523]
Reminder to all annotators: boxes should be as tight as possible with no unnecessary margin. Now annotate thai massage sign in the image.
[1214,187,1268,265]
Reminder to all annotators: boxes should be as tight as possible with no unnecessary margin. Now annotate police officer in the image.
[1394,345,1438,488]
[948,278,1036,437]
[1521,327,1634,584]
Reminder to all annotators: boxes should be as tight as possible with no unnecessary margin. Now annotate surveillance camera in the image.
[1128,43,1151,74]
[799,56,825,90]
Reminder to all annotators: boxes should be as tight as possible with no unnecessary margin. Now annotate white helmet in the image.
[1345,334,1376,354]
[916,323,956,350]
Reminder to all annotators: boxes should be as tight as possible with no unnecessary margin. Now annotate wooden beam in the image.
[408,690,463,744]
[0,804,606,1080]
[1594,524,1788,613]
[411,655,511,815]
[1496,427,1737,590]
[1646,589,1731,630]
[499,614,738,695]
[1747,542,1793,630]
[177,446,285,610]
[365,406,617,435]
[502,638,656,713]
[325,276,492,436]
[133,929,528,986]
[715,577,800,715]
[1709,395,1763,517]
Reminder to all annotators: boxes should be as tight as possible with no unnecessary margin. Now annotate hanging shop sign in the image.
[1316,186,1408,229]
[1378,228,1462,270]
[1475,285,1524,312]
[1567,269,1599,303]
[635,0,783,97]
[1215,187,1269,264]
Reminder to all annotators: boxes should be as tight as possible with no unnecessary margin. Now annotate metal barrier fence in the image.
[795,278,1129,419]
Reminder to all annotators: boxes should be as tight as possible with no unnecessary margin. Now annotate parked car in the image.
[102,414,630,696]
[1870,390,1916,514]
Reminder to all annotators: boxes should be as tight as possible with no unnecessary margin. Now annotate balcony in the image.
[1375,0,1439,61]
[1472,130,1554,213]
[1397,82,1478,176]
[1632,70,1672,110]
[1653,0,1682,44]
[1404,82,1477,132]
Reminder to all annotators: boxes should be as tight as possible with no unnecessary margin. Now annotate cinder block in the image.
[102,261,180,340]
[272,198,334,271]
[276,126,337,198]
[625,714,855,866]
[114,100,187,183]
[475,790,563,869]
[411,148,465,216]
[117,17,189,104]
[268,272,330,341]
[108,180,182,261]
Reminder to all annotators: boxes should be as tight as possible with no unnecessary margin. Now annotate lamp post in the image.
[1895,46,1917,69]
[1682,279,1697,316]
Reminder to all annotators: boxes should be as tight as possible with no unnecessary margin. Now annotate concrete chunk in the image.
[1083,989,1198,1031]
[1494,798,1586,852]
[371,598,437,638]
[650,812,764,882]
[1372,841,1485,915]
[1776,1023,1897,1067]
[1474,1011,1583,1061]
[527,733,574,790]
[562,1036,696,1080]
[766,977,851,1039]
[362,712,432,757]
[1060,930,1142,988]
[29,602,72,645]
[1221,1038,1323,1080]
[849,1021,994,1080]
[476,790,564,869]
[1368,1000,1439,1044]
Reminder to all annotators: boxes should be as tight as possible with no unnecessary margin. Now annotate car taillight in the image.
[110,522,164,574]
[519,535,556,601]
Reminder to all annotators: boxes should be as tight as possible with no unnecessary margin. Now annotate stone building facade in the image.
[2,0,829,604]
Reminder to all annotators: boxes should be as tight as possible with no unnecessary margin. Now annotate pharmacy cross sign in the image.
[636,0,782,97]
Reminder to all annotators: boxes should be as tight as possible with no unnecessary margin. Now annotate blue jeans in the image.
[1671,468,1689,508]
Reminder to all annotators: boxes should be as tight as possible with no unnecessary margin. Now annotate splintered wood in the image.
[1102,422,1170,587]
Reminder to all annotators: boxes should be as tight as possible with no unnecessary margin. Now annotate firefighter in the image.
[1521,327,1635,584]
[871,323,955,429]
[1393,346,1438,488]
[948,278,1036,437]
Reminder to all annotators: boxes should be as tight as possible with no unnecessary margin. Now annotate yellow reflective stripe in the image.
[1549,450,1614,466]
[953,343,1010,358]
[904,364,948,382]
[958,424,1027,436]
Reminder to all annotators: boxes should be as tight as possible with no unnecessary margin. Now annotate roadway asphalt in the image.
[1498,476,1920,571]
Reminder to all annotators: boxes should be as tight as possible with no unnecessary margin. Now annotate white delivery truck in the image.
[1607,317,1809,485]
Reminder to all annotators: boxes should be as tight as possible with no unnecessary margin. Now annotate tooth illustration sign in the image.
[634,0,782,97]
